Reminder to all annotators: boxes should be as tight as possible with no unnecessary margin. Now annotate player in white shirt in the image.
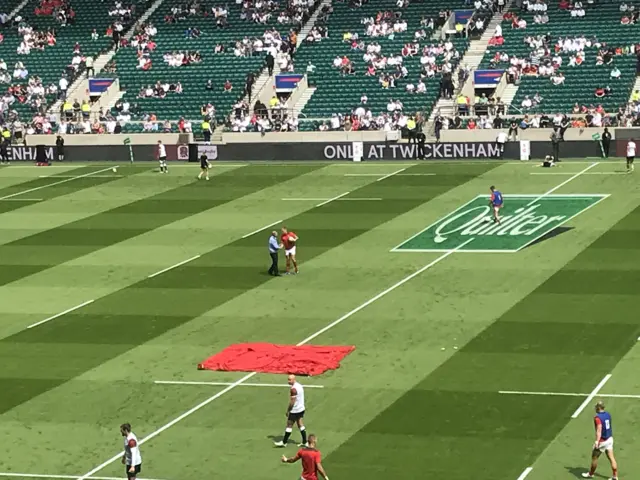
[157,140,168,173]
[274,374,308,447]
[120,423,142,480]
[626,139,636,173]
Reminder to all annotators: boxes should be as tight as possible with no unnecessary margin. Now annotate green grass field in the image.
[0,159,638,480]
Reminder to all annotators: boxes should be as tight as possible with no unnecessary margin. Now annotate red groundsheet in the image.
[198,343,355,376]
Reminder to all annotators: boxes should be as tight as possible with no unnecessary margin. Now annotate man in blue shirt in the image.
[268,230,282,276]
[489,185,504,224]
[583,401,618,479]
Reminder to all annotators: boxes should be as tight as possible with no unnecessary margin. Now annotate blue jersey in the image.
[595,411,613,440]
[491,190,503,206]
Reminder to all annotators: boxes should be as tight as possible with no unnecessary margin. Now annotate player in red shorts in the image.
[281,434,329,480]
[280,226,299,274]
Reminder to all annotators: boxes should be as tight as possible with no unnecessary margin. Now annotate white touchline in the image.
[376,168,406,182]
[77,238,474,480]
[282,197,381,201]
[241,219,283,239]
[0,473,168,480]
[516,466,533,480]
[147,255,201,279]
[0,198,43,201]
[0,167,119,200]
[154,380,325,388]
[527,162,598,206]
[571,374,612,418]
[530,172,624,176]
[499,390,640,399]
[27,300,94,329]
[316,191,350,207]
[344,173,436,177]
[39,175,123,179]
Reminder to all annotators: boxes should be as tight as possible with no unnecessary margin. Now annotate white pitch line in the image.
[316,191,350,207]
[0,198,42,201]
[527,162,598,206]
[26,300,94,329]
[241,219,283,239]
[282,197,381,201]
[0,473,168,480]
[516,467,533,480]
[154,380,325,388]
[530,172,625,176]
[376,168,406,182]
[39,175,123,179]
[344,173,436,177]
[0,166,118,200]
[572,374,612,418]
[147,255,201,278]
[499,390,640,399]
[77,238,473,480]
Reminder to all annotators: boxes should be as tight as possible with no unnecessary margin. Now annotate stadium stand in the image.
[478,0,637,115]
[0,0,150,130]
[293,1,469,131]
[109,0,320,132]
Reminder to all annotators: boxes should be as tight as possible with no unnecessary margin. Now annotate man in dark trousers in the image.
[601,127,612,158]
[268,230,282,276]
[265,52,275,76]
[0,138,9,164]
[551,130,561,162]
[55,135,65,161]
[245,72,255,100]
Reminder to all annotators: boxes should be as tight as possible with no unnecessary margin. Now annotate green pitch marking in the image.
[393,194,608,253]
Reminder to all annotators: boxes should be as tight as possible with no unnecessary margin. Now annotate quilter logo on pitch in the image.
[393,194,608,253]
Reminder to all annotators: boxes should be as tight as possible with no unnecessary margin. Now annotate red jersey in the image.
[295,448,321,480]
[281,232,297,250]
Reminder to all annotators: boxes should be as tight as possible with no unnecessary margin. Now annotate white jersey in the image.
[124,432,142,466]
[290,381,305,413]
[627,141,636,157]
[158,143,167,158]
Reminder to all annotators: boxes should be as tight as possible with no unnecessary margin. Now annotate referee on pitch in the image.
[268,230,282,276]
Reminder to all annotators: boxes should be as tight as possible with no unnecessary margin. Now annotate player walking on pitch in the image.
[281,434,329,480]
[281,226,299,274]
[157,140,168,174]
[582,401,618,479]
[120,423,142,480]
[626,139,635,173]
[489,185,503,224]
[197,153,210,180]
[274,374,308,447]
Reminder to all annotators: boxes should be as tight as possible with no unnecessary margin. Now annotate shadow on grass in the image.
[565,466,609,479]
[526,226,574,248]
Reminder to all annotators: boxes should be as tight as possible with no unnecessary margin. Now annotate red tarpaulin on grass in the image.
[198,343,355,376]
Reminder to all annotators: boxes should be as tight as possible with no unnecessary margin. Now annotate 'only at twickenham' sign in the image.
[393,194,608,252]
[323,142,501,160]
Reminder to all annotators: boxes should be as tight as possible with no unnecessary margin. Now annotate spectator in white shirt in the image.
[521,96,533,109]
[551,73,565,85]
[610,66,621,79]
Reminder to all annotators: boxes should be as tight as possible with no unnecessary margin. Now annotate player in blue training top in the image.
[489,185,503,224]
[582,401,618,479]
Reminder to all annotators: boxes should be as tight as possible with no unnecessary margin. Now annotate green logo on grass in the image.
[394,194,607,253]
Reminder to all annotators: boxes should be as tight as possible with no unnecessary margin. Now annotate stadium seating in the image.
[111,0,316,130]
[294,0,469,127]
[479,3,637,114]
[0,0,149,120]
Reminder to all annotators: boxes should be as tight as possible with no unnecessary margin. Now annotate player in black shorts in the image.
[197,154,210,180]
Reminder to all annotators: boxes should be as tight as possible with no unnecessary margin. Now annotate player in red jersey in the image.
[281,434,329,480]
[281,226,299,274]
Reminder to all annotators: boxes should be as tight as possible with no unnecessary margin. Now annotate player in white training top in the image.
[157,140,168,174]
[626,140,636,173]
[274,374,308,447]
[120,423,142,480]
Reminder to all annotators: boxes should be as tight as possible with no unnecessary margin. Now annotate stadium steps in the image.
[7,0,29,21]
[424,0,513,138]
[248,71,273,114]
[292,86,317,117]
[296,0,332,48]
[628,75,640,103]
[500,83,520,112]
[48,0,166,117]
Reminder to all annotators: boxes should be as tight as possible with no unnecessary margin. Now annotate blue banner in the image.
[275,74,303,91]
[454,10,474,24]
[474,70,504,86]
[88,78,114,95]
